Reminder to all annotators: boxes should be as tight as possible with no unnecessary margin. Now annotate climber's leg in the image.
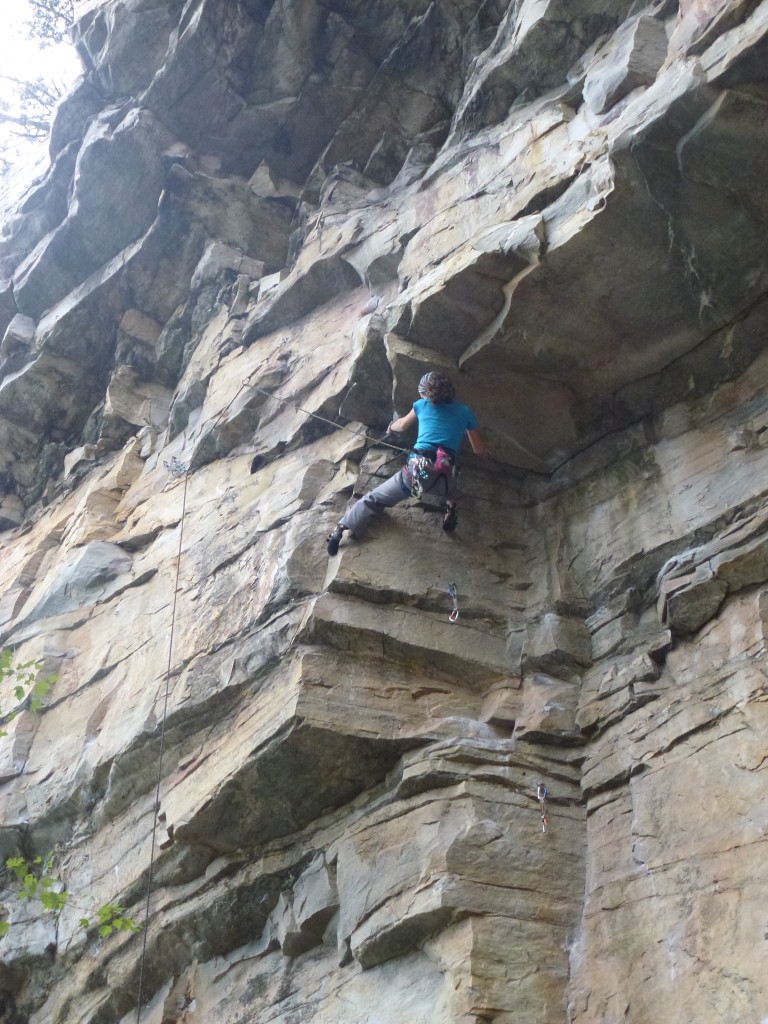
[328,466,413,554]
[339,468,412,539]
[441,469,460,532]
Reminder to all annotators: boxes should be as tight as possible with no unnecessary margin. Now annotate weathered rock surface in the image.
[0,0,767,1022]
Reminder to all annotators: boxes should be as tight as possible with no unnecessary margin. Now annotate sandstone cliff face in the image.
[0,1,766,1021]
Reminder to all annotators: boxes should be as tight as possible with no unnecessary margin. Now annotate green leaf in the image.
[13,686,24,702]
[0,921,9,937]
[33,678,54,699]
[6,857,27,883]
[114,917,142,932]
[98,924,112,938]
[40,891,67,912]
[79,918,89,930]
[97,903,120,922]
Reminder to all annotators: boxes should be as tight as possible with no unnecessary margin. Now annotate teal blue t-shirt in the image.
[413,399,477,454]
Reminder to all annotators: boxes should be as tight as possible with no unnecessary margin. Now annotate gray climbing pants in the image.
[340,457,458,538]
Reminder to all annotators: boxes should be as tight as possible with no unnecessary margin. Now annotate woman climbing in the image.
[327,370,489,554]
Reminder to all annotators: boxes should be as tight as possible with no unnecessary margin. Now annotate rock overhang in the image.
[0,1,766,497]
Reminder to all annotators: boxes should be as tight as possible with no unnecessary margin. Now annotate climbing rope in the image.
[237,372,536,512]
[537,783,548,833]
[186,336,292,460]
[132,361,397,1016]
[178,328,526,505]
[135,459,190,1023]
[239,373,413,459]
[127,351,514,1016]
[489,423,549,469]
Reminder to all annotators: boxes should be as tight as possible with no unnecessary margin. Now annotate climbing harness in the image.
[537,783,548,833]
[408,449,457,499]
[135,459,190,1023]
[409,455,433,498]
[234,366,513,513]
[447,582,459,623]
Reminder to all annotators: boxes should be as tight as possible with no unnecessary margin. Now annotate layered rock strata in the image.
[0,0,767,1021]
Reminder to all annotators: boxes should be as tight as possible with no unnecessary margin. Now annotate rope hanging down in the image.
[129,365,487,1014]
[132,366,418,1018]
[135,459,190,1023]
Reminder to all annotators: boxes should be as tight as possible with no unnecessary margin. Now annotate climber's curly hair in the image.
[418,371,455,404]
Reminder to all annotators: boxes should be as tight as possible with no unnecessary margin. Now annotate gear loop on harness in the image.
[408,451,455,500]
[409,455,432,498]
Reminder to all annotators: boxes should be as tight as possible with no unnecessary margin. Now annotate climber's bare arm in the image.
[467,427,490,457]
[389,409,418,433]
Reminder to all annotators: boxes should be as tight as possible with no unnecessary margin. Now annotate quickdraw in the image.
[409,452,456,499]
[447,582,459,623]
[410,455,433,498]
[163,456,189,477]
[537,783,548,833]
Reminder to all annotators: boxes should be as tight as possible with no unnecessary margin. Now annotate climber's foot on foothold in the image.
[442,504,458,532]
[327,524,345,555]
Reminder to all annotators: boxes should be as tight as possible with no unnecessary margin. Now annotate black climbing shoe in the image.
[327,524,344,555]
[443,505,458,532]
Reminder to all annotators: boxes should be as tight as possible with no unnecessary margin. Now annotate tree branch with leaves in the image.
[26,0,76,47]
[0,75,64,144]
[0,651,141,943]
[0,0,78,177]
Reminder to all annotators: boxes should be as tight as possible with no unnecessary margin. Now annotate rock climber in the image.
[327,370,489,555]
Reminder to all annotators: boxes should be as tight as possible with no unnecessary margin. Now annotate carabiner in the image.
[447,582,459,623]
[537,783,547,833]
